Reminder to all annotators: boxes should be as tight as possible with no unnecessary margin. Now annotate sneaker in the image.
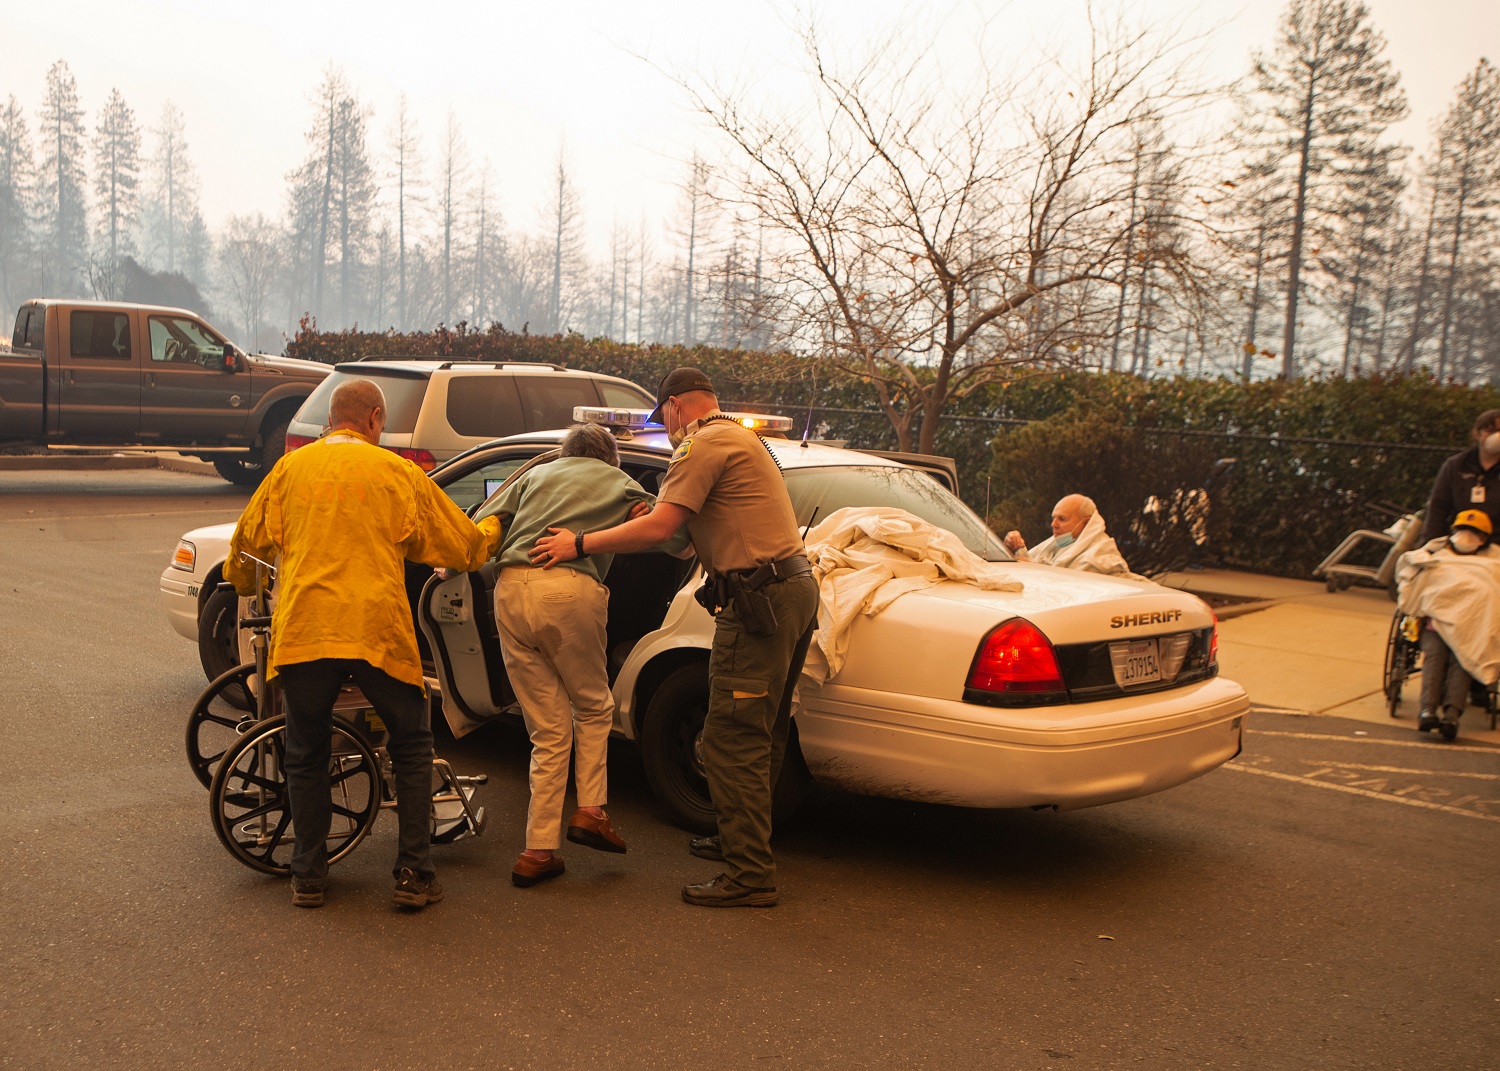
[1417,710,1440,733]
[392,867,444,910]
[291,879,325,909]
[1438,708,1460,742]
[682,873,778,908]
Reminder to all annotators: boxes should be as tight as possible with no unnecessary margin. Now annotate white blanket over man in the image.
[1396,538,1500,686]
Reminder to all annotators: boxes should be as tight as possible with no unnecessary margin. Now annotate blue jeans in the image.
[278,659,434,885]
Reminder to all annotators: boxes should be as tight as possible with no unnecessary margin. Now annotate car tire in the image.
[198,586,253,710]
[212,456,261,486]
[640,663,811,834]
[210,417,290,487]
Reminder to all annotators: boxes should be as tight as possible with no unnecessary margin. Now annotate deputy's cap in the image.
[648,366,715,423]
[1452,509,1493,536]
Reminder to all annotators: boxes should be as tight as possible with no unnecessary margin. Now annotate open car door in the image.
[418,448,559,737]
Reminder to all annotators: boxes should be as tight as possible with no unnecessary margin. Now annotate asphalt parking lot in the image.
[1,468,1496,1071]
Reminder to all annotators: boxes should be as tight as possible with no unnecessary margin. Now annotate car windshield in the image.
[787,465,1010,561]
[296,372,429,434]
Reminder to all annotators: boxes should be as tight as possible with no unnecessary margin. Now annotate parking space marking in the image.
[1298,760,1500,780]
[1225,762,1500,823]
[1246,728,1499,755]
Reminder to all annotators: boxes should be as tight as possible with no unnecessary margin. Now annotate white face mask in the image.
[1053,531,1075,549]
[1450,530,1487,555]
[1482,431,1500,458]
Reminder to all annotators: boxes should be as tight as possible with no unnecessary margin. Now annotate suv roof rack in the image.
[354,354,567,371]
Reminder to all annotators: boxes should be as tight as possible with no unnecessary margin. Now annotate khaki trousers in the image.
[493,565,614,849]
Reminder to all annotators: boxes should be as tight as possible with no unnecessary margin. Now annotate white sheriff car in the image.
[161,408,1247,832]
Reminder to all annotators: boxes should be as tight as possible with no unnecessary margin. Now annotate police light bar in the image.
[729,413,793,434]
[573,406,653,429]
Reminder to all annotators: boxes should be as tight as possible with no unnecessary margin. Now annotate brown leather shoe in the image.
[566,809,627,854]
[511,852,566,888]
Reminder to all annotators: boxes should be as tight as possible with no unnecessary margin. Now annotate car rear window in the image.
[296,371,430,433]
[597,379,653,408]
[786,465,1010,561]
[445,375,524,436]
[514,376,602,430]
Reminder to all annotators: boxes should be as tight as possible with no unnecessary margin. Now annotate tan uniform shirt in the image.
[655,412,803,575]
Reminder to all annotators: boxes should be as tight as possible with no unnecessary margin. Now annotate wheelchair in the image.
[186,555,488,876]
[1382,609,1499,730]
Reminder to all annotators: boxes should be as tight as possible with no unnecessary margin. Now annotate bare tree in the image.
[385,94,424,330]
[1249,0,1407,378]
[219,212,280,349]
[544,150,585,333]
[680,10,1216,452]
[435,110,470,325]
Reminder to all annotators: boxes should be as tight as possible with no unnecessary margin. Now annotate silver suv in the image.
[285,358,655,469]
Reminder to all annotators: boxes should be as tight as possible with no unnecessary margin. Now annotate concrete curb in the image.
[0,452,222,477]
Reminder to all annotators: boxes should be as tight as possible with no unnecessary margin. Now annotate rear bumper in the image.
[796,675,1248,810]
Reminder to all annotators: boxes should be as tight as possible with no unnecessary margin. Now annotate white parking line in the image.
[1246,728,1499,755]
[1223,763,1500,823]
[1299,760,1500,780]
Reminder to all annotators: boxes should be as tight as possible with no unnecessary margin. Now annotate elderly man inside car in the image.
[1003,494,1132,577]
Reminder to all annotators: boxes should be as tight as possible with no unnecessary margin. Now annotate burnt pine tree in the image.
[36,60,89,295]
[385,94,425,331]
[1319,135,1405,376]
[545,152,584,334]
[435,110,470,326]
[91,88,140,298]
[1250,0,1406,378]
[141,103,203,276]
[0,95,38,315]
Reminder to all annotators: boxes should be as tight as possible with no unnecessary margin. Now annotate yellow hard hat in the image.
[1453,509,1493,536]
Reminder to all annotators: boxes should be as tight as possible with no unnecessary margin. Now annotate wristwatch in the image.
[575,530,588,559]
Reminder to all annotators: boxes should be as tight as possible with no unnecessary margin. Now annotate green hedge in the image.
[282,323,1500,578]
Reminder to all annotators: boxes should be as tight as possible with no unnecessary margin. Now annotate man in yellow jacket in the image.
[227,378,502,910]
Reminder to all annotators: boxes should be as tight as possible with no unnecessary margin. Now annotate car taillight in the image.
[1209,613,1219,669]
[387,446,437,471]
[284,433,315,453]
[965,617,1066,696]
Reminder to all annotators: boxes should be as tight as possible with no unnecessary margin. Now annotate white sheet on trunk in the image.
[800,507,1022,685]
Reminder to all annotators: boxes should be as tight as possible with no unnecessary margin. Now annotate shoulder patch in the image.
[669,439,693,465]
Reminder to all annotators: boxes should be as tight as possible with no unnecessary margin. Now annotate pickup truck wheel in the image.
[640,663,811,835]
[212,457,260,486]
[259,417,290,472]
[198,586,253,710]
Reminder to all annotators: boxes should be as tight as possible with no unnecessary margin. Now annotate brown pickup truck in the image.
[1,299,330,484]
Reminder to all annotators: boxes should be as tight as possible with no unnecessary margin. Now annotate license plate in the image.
[1110,639,1162,687]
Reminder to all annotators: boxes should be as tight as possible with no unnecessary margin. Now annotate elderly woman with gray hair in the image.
[484,423,690,888]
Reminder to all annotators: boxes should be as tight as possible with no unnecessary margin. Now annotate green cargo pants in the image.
[701,572,819,890]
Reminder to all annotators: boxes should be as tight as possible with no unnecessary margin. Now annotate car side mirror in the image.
[219,349,240,373]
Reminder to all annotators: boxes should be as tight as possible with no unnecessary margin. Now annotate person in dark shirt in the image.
[1419,409,1500,545]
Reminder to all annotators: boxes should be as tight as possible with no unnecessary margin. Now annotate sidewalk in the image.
[1160,567,1500,748]
[0,451,219,476]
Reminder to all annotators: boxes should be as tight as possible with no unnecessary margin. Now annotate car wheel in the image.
[259,417,290,472]
[198,586,252,710]
[640,663,811,834]
[210,417,290,487]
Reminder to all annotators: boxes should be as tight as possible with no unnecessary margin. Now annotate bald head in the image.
[328,379,386,435]
[1050,494,1096,540]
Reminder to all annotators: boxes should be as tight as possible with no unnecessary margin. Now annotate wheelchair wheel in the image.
[209,714,381,876]
[186,663,267,788]
[1383,614,1419,718]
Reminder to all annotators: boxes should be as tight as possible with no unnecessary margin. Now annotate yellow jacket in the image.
[226,430,503,687]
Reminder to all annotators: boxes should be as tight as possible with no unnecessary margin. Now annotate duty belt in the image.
[697,554,813,636]
[719,553,812,592]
